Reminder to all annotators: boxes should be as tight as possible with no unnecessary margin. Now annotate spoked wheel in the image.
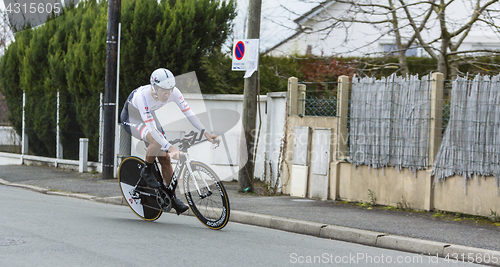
[182,161,230,229]
[118,157,162,221]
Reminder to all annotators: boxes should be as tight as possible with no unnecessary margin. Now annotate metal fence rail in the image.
[303,94,337,117]
[297,82,338,117]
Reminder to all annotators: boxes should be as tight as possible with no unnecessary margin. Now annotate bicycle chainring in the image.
[156,190,173,212]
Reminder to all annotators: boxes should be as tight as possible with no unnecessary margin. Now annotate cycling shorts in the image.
[120,90,164,142]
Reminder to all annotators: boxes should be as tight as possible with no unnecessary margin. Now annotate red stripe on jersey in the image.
[182,107,191,112]
[144,118,154,123]
[139,125,147,138]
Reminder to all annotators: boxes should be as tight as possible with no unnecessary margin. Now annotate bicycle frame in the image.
[133,130,214,210]
[165,130,213,200]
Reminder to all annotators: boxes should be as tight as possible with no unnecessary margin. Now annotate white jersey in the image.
[129,85,205,149]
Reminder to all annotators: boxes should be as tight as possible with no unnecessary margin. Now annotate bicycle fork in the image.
[183,155,212,199]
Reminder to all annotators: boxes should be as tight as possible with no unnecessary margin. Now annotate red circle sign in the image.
[235,41,245,60]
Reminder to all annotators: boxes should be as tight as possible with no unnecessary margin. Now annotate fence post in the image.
[425,72,444,211]
[288,77,299,115]
[98,92,104,163]
[330,75,350,201]
[429,72,444,166]
[56,91,63,159]
[336,75,350,160]
[298,84,306,116]
[21,91,28,156]
[79,138,89,173]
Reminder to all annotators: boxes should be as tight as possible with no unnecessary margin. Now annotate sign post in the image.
[231,36,260,193]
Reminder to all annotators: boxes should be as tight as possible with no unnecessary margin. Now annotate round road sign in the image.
[235,41,245,60]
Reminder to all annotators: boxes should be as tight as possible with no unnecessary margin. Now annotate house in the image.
[263,0,500,57]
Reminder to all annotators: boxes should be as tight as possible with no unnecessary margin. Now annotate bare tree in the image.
[0,11,14,55]
[288,0,500,78]
[401,0,500,78]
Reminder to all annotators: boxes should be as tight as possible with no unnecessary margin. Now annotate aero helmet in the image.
[150,68,175,95]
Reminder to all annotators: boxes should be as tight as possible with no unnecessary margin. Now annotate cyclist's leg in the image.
[145,132,188,215]
[144,132,161,164]
[119,101,162,220]
[144,132,172,185]
[144,111,174,185]
[157,153,173,185]
[122,103,160,188]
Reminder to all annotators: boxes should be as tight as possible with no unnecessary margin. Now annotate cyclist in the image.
[120,68,219,215]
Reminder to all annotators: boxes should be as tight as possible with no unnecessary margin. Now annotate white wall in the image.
[0,152,21,165]
[130,93,287,182]
[0,126,21,146]
[264,92,287,186]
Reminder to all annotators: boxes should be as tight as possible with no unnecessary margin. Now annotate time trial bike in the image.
[118,130,230,230]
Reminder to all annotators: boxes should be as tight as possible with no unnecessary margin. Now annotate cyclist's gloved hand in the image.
[168,146,182,160]
[204,132,220,145]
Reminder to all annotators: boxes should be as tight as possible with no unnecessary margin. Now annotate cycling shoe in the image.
[173,197,189,215]
[140,168,161,188]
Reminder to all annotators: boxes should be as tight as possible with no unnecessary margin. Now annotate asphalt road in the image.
[1,164,499,253]
[0,185,482,267]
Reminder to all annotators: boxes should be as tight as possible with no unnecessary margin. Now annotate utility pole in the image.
[102,0,120,179]
[238,0,261,192]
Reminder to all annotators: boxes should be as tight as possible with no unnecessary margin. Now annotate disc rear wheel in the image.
[118,157,162,221]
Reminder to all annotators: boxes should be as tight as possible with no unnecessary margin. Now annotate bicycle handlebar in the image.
[161,129,219,153]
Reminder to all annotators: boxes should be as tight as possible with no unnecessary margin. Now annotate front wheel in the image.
[182,161,230,229]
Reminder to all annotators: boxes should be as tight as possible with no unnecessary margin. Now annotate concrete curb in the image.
[8,183,49,194]
[66,193,96,201]
[46,190,73,197]
[376,235,447,255]
[3,181,499,266]
[319,225,385,247]
[270,217,326,237]
[94,196,125,206]
[230,210,273,228]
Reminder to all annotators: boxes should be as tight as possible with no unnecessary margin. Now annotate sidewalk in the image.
[1,164,499,265]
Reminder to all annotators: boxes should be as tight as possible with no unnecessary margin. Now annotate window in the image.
[382,44,418,57]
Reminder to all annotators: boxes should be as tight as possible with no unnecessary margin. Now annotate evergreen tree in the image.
[21,24,57,156]
[65,0,106,160]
